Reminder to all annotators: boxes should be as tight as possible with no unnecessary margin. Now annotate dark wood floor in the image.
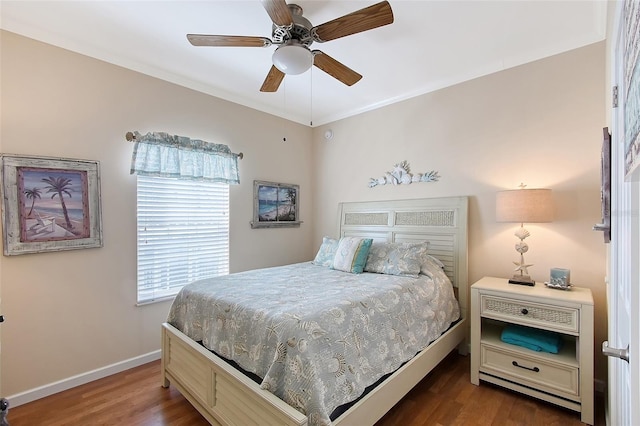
[8,352,604,426]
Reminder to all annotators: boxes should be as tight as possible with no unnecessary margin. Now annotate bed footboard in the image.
[162,318,466,426]
[333,317,467,425]
[161,322,307,426]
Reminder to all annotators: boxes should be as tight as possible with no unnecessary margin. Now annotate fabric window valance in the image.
[130,131,240,184]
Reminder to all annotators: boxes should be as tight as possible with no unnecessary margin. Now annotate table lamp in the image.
[496,185,553,286]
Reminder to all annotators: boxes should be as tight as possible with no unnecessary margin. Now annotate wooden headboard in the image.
[337,196,469,319]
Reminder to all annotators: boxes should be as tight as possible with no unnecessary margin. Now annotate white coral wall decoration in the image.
[368,161,440,188]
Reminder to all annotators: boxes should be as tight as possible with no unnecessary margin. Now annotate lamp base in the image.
[508,275,535,286]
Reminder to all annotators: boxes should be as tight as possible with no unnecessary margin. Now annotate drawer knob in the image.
[512,361,539,372]
[521,308,529,315]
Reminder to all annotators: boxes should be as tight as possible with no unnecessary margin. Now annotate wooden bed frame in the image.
[161,196,469,426]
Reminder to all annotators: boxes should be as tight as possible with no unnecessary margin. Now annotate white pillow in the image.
[332,237,373,274]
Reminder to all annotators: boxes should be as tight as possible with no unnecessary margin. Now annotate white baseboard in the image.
[6,350,161,408]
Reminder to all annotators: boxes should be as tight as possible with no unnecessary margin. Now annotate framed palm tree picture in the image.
[0,154,102,255]
[251,180,300,228]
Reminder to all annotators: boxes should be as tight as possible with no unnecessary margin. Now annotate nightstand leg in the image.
[470,287,480,385]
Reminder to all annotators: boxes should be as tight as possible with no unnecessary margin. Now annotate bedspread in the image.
[167,262,460,426]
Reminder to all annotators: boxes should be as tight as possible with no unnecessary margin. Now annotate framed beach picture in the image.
[251,180,301,228]
[0,154,103,255]
[623,0,640,179]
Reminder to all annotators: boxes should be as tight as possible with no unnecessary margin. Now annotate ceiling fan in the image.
[187,0,394,92]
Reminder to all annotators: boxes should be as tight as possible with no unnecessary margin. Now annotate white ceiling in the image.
[1,1,607,126]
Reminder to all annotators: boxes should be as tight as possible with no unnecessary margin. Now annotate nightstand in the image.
[470,277,594,425]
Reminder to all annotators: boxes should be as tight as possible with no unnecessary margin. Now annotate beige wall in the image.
[0,30,314,397]
[1,29,608,399]
[311,42,608,380]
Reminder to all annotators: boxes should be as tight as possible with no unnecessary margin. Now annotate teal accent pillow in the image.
[332,237,373,274]
[312,237,339,267]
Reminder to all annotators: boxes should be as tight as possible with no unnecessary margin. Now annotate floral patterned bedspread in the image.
[167,262,460,426]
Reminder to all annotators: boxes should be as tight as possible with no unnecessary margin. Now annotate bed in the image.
[161,196,469,426]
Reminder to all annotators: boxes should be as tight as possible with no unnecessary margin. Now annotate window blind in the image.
[136,175,229,304]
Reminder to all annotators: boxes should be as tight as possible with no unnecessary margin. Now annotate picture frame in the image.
[1,154,103,255]
[623,0,640,179]
[547,267,572,290]
[251,180,301,229]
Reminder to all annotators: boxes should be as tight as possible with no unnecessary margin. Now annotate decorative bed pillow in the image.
[401,243,444,275]
[420,254,446,278]
[332,237,373,274]
[423,253,445,270]
[312,237,339,267]
[364,242,424,277]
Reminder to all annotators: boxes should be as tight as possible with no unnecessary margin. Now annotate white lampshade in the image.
[496,188,553,223]
[272,44,313,75]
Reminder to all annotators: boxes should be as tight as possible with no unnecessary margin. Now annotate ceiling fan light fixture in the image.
[272,43,313,75]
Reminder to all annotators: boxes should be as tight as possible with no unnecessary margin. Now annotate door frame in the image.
[607,1,640,425]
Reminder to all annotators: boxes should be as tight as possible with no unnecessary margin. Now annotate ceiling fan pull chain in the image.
[282,79,287,142]
[310,69,313,126]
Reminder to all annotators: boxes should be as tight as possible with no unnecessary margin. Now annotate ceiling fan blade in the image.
[261,0,293,27]
[260,65,286,92]
[312,51,362,86]
[312,1,394,42]
[187,34,272,47]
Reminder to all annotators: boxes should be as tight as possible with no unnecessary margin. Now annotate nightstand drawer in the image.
[480,343,579,399]
[480,295,579,333]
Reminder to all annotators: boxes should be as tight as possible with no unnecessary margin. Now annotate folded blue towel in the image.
[500,324,563,354]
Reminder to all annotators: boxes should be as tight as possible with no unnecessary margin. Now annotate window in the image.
[136,175,229,304]
[129,130,239,304]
